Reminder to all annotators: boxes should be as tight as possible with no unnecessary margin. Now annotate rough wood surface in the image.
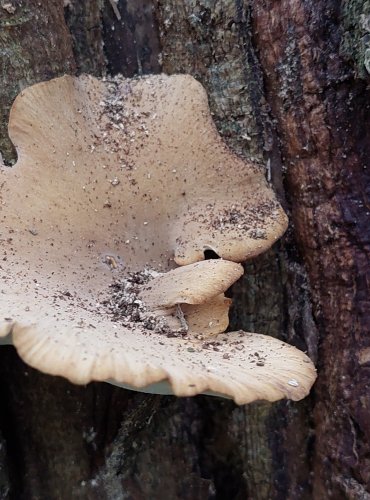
[64,0,106,76]
[102,0,161,76]
[252,0,370,497]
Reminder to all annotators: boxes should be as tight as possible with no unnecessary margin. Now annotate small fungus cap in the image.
[0,74,315,403]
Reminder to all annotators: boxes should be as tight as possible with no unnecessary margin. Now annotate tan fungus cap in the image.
[0,74,315,403]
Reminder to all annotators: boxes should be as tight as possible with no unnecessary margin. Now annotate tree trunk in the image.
[0,1,368,499]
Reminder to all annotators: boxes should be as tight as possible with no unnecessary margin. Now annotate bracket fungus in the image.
[0,74,316,404]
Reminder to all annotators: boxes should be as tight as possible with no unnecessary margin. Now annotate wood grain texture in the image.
[251,0,370,496]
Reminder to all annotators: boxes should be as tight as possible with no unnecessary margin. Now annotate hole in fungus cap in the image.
[0,74,316,404]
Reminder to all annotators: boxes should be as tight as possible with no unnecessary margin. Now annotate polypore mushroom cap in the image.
[3,73,287,269]
[6,323,316,405]
[0,73,315,403]
[139,259,243,307]
[1,256,316,403]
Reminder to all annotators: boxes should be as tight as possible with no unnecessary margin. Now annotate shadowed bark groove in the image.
[102,0,161,76]
[64,0,106,76]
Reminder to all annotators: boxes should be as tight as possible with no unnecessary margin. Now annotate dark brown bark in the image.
[64,0,106,76]
[0,0,369,499]
[251,0,370,497]
[101,0,161,76]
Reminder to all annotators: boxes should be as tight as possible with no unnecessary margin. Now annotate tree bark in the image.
[251,1,370,497]
[0,1,368,499]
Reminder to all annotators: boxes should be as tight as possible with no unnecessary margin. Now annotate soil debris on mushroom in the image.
[0,73,316,403]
